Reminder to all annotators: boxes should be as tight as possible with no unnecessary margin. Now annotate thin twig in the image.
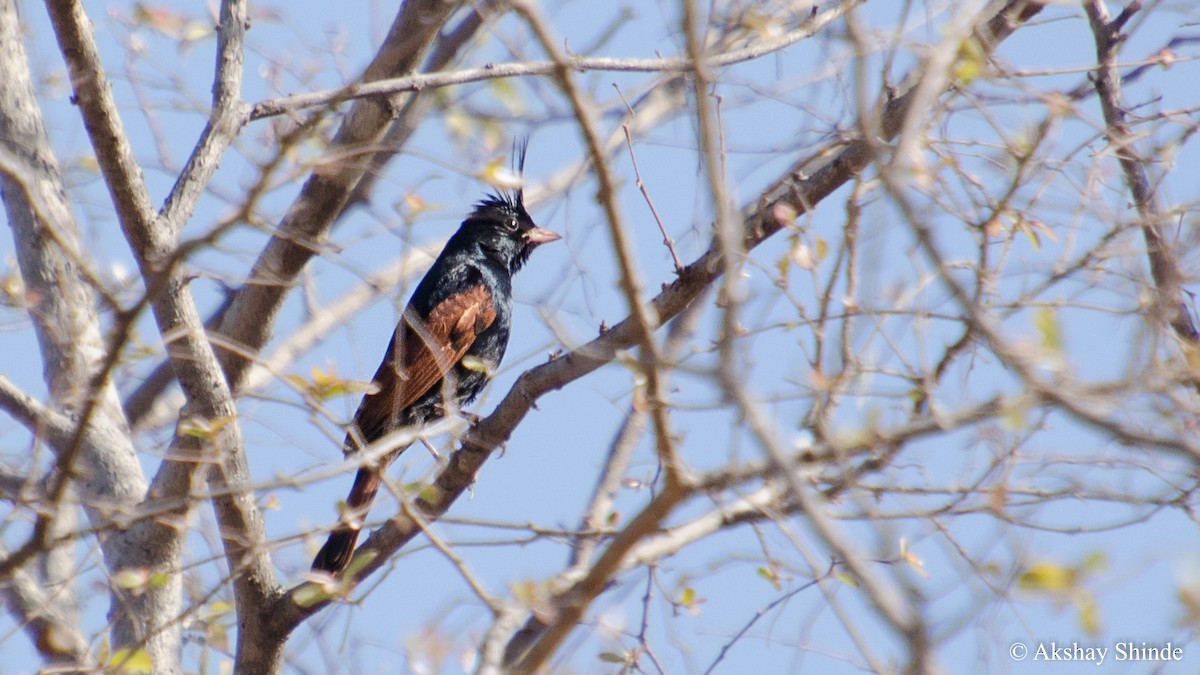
[1084,0,1199,353]
[265,0,1047,648]
[703,575,824,675]
[249,13,860,121]
[617,102,683,273]
[399,493,502,614]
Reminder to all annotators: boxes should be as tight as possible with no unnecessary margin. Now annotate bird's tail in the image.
[312,467,381,574]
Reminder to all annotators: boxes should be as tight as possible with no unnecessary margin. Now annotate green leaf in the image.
[109,647,153,674]
[954,36,986,84]
[834,571,859,588]
[757,566,782,591]
[293,582,332,608]
[814,236,829,262]
[1076,591,1101,635]
[289,364,366,401]
[598,651,630,664]
[202,600,232,619]
[112,568,150,590]
[510,579,539,603]
[1019,562,1076,593]
[178,418,212,439]
[343,550,379,578]
[178,414,235,440]
[1034,307,1063,354]
[414,482,443,506]
[680,586,696,606]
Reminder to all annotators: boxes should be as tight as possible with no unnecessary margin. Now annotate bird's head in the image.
[461,142,560,273]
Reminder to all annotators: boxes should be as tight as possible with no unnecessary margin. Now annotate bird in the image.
[311,146,560,575]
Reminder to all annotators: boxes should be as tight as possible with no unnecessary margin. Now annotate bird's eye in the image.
[504,218,519,231]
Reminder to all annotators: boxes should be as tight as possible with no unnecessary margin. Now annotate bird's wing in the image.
[346,283,497,452]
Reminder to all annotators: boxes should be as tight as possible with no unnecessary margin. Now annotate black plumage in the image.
[312,162,559,575]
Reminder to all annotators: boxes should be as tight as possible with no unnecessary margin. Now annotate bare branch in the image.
[215,2,470,671]
[121,11,686,427]
[44,2,267,668]
[345,0,505,210]
[44,1,156,254]
[1084,0,1199,348]
[507,475,689,671]
[155,0,251,244]
[0,0,172,664]
[0,467,29,503]
[259,1,1048,666]
[213,0,463,396]
[248,9,859,121]
[1,560,93,668]
[9,0,1190,670]
[0,376,76,450]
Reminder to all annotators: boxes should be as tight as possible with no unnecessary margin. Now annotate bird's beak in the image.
[523,227,562,245]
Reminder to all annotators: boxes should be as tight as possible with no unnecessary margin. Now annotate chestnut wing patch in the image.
[346,284,496,452]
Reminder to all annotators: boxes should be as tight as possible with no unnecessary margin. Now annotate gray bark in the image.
[0,0,182,670]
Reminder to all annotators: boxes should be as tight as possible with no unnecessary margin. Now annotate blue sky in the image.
[3,1,1200,673]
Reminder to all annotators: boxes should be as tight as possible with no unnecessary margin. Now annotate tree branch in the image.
[155,0,251,244]
[1,560,93,669]
[45,1,257,668]
[0,0,165,666]
[212,0,466,405]
[1084,0,1199,349]
[121,3,501,428]
[248,9,855,121]
[214,2,470,672]
[0,376,77,450]
[264,1,1048,663]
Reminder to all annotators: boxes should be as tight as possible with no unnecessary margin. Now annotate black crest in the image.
[471,138,532,225]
